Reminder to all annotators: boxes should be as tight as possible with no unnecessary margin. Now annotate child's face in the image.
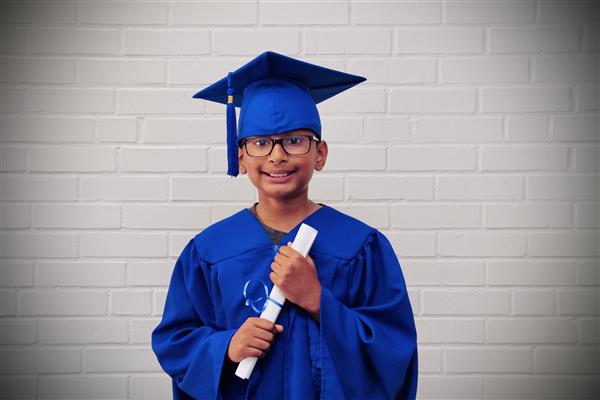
[238,129,328,201]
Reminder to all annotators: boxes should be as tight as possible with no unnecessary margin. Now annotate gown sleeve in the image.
[319,230,418,399]
[151,239,237,400]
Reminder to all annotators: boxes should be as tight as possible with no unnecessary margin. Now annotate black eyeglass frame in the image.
[240,134,320,157]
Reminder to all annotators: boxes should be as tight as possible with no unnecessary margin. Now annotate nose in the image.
[268,141,288,162]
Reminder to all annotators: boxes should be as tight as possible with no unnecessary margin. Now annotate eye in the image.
[251,139,269,147]
[285,136,305,145]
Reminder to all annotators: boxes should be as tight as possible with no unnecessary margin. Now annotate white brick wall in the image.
[0,1,598,399]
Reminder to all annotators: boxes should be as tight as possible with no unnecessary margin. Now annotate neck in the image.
[255,194,320,231]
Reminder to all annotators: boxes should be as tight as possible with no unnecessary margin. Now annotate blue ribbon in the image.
[243,279,284,314]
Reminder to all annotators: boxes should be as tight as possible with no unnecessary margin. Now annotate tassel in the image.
[226,72,239,177]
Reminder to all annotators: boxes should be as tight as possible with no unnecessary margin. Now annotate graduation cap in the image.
[192,51,367,177]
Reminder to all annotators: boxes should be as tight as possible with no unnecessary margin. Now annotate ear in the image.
[314,140,328,171]
[238,147,247,174]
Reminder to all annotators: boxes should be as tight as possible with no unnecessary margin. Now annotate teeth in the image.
[269,173,289,177]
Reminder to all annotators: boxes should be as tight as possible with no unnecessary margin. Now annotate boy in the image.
[151,51,418,399]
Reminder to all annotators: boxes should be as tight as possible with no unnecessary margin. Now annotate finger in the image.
[249,337,271,351]
[269,271,280,286]
[252,327,275,342]
[255,318,277,331]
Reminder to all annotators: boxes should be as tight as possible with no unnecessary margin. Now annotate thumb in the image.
[275,324,284,333]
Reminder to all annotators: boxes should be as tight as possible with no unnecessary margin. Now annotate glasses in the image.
[242,134,319,157]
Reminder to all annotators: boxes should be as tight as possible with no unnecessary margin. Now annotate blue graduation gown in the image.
[151,205,418,399]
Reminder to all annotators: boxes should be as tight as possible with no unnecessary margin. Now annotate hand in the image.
[269,242,322,322]
[227,317,284,363]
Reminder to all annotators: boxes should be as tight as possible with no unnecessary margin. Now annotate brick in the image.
[576,201,599,229]
[485,376,576,399]
[558,289,599,315]
[2,88,26,112]
[263,2,348,25]
[154,290,168,315]
[0,261,34,287]
[534,54,598,82]
[576,261,599,286]
[536,347,599,373]
[348,175,433,200]
[128,261,173,286]
[207,146,227,173]
[444,0,535,23]
[583,24,599,51]
[130,319,159,343]
[2,1,77,23]
[215,30,300,55]
[172,176,256,201]
[415,318,484,343]
[29,28,121,54]
[1,232,77,258]
[22,290,107,316]
[38,319,127,344]
[353,1,441,24]
[39,375,127,399]
[120,147,207,172]
[334,203,389,229]
[142,118,223,143]
[364,117,410,142]
[437,175,523,200]
[79,176,168,201]
[30,147,116,172]
[390,145,476,171]
[3,116,94,143]
[485,203,571,228]
[27,88,114,113]
[124,29,209,55]
[481,86,570,112]
[168,57,244,85]
[385,231,436,257]
[417,347,442,373]
[574,145,600,172]
[486,318,577,343]
[0,318,37,344]
[2,176,78,201]
[1,348,81,374]
[423,289,510,315]
[318,88,385,113]
[404,260,485,286]
[394,28,483,53]
[446,348,533,373]
[119,89,199,114]
[349,58,436,84]
[490,27,579,53]
[1,146,27,171]
[554,114,599,141]
[37,261,126,286]
[539,0,599,22]
[308,175,344,201]
[77,59,166,83]
[110,291,152,315]
[3,57,75,83]
[439,231,527,257]
[80,233,168,257]
[414,117,503,142]
[440,56,529,83]
[78,2,168,24]
[487,261,576,286]
[0,291,18,316]
[305,29,391,54]
[577,318,599,343]
[326,146,385,171]
[578,377,600,399]
[391,204,479,229]
[481,145,567,171]
[390,88,476,113]
[84,347,160,372]
[130,375,171,399]
[529,175,598,200]
[505,116,549,141]
[417,376,483,399]
[122,204,211,229]
[0,377,36,399]
[97,117,137,143]
[171,2,257,25]
[514,290,556,315]
[2,27,28,54]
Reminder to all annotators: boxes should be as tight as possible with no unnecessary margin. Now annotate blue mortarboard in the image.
[192,51,366,177]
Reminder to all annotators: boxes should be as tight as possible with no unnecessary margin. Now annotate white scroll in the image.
[235,223,318,380]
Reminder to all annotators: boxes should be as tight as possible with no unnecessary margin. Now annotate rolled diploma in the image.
[235,223,318,380]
